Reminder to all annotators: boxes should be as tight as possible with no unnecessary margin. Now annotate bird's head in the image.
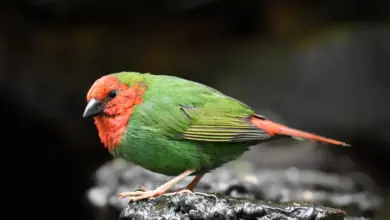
[83,74,129,118]
[83,72,146,151]
[83,73,146,118]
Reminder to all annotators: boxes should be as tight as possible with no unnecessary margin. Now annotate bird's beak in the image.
[83,98,105,118]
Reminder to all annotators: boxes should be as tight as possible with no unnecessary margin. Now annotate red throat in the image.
[89,76,147,151]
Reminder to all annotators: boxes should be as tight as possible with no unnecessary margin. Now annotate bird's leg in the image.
[116,169,196,202]
[165,173,204,196]
[186,173,204,191]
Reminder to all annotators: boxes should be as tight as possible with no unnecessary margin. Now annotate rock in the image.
[86,158,382,220]
[119,192,346,220]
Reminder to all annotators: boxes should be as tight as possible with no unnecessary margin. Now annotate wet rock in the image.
[86,158,382,220]
[119,192,346,220]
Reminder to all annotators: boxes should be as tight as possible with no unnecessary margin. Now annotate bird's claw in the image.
[164,189,193,197]
[116,188,193,202]
[116,189,164,202]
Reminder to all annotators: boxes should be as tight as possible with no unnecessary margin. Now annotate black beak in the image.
[83,98,105,118]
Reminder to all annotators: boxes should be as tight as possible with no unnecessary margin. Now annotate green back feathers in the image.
[113,71,270,143]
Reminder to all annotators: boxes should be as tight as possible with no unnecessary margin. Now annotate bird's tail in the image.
[250,116,350,147]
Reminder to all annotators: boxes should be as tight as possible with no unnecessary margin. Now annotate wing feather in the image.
[132,75,271,143]
[177,106,271,142]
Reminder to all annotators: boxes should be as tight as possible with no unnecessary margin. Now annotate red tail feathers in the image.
[249,116,350,147]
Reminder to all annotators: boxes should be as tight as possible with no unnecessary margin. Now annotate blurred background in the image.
[1,0,390,219]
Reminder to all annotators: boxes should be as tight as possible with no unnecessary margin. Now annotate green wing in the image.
[176,102,271,142]
[131,74,271,143]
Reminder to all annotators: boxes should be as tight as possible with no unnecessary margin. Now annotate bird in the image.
[83,71,350,202]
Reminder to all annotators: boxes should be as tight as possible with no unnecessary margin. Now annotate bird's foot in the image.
[116,188,165,202]
[163,189,193,197]
[116,169,198,202]
[116,188,193,202]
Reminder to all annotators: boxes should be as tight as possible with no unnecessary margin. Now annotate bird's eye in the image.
[108,90,118,98]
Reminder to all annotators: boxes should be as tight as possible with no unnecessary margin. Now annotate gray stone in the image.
[86,158,382,220]
[119,192,346,220]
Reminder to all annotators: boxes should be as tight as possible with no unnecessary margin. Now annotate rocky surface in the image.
[86,158,382,220]
[119,192,346,220]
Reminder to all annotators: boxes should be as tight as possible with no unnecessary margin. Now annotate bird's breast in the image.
[94,115,130,151]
